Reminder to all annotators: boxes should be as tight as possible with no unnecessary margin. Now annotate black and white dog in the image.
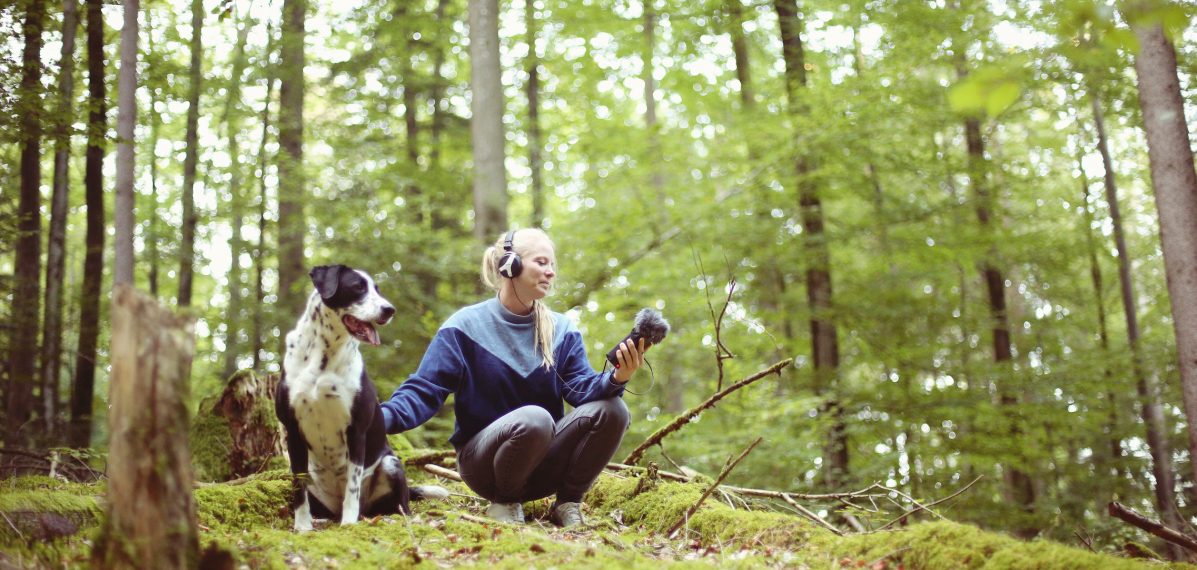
[275,264,443,531]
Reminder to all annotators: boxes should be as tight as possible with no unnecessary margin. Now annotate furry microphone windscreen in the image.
[632,308,670,345]
[606,308,670,366]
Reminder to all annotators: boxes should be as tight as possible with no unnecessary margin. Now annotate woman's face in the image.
[514,233,557,300]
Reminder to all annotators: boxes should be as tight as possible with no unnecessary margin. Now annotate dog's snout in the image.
[380,306,396,322]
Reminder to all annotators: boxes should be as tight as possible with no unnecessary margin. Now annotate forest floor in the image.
[2,452,1195,570]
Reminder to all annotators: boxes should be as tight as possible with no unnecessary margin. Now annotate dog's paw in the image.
[412,485,450,501]
[294,521,314,533]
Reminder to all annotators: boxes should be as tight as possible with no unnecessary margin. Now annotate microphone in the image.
[606,309,670,367]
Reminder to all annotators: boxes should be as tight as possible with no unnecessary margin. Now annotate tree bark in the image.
[92,285,199,569]
[277,0,308,337]
[178,0,203,307]
[113,0,138,286]
[526,0,544,228]
[6,0,47,447]
[469,0,508,242]
[222,9,253,379]
[1089,82,1186,555]
[963,115,1036,530]
[1128,13,1197,508]
[42,0,79,441]
[773,0,846,488]
[253,26,276,371]
[70,0,107,449]
[146,17,160,297]
[727,0,752,107]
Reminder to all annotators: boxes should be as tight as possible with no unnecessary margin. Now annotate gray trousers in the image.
[456,398,630,504]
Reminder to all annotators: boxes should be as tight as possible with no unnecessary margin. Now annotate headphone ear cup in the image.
[498,252,523,278]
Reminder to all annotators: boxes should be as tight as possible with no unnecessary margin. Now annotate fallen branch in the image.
[423,464,463,482]
[622,358,793,465]
[666,437,761,537]
[1108,501,1197,553]
[405,450,456,467]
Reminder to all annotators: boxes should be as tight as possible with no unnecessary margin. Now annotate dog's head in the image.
[309,265,396,346]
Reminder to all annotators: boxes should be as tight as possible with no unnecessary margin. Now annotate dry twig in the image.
[877,475,982,531]
[666,437,762,537]
[622,358,793,465]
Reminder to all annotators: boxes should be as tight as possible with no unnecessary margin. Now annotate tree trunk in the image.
[113,0,138,286]
[1091,82,1184,550]
[222,10,253,379]
[1074,118,1123,494]
[92,285,199,569]
[42,0,80,441]
[1128,12,1197,510]
[253,24,276,371]
[469,0,508,242]
[277,0,308,338]
[642,0,667,223]
[70,0,107,450]
[178,0,203,307]
[6,0,47,447]
[146,18,160,297]
[526,0,544,228]
[963,115,1036,530]
[773,0,846,488]
[727,0,752,107]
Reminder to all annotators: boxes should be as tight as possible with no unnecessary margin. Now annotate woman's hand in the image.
[612,338,648,384]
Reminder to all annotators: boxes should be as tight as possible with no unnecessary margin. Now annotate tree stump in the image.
[191,370,284,482]
[92,285,200,569]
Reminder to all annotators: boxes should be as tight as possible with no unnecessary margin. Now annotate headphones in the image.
[498,230,523,278]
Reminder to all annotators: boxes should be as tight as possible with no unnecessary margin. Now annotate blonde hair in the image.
[481,228,556,369]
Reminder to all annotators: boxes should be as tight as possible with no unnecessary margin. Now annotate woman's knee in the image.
[509,405,555,442]
[589,398,631,431]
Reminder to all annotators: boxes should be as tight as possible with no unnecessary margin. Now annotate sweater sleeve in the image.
[555,331,624,407]
[379,329,463,433]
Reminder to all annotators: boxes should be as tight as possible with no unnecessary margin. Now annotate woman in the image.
[380,228,646,527]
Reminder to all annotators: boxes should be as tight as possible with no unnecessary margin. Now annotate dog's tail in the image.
[411,485,450,501]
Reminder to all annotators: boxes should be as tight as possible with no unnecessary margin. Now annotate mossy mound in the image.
[1,469,1193,569]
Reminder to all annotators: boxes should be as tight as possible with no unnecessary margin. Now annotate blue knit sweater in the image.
[380,297,625,447]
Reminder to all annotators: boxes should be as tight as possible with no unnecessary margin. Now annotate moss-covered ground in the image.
[1,459,1193,569]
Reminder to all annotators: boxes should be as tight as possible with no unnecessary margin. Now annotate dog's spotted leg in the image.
[293,478,314,532]
[341,462,364,525]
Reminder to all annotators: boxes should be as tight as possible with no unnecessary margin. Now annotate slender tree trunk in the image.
[147,21,160,297]
[773,0,846,488]
[277,0,308,338]
[113,0,138,286]
[42,0,80,441]
[963,115,1036,530]
[251,23,274,368]
[7,0,47,447]
[178,0,203,306]
[222,10,253,379]
[1127,11,1197,507]
[469,0,508,242]
[1092,84,1183,537]
[71,0,107,449]
[525,0,544,228]
[642,0,667,223]
[1074,121,1123,493]
[430,0,447,171]
[253,24,276,371]
[727,0,752,108]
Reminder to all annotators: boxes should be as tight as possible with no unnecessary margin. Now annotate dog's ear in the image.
[309,265,346,300]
